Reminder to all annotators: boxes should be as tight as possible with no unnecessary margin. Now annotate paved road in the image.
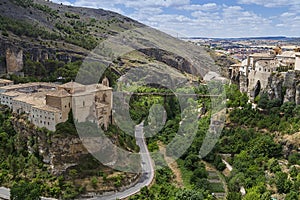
[89,122,155,200]
[0,187,9,200]
[222,159,233,172]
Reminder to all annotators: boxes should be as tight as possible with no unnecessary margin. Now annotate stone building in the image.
[0,91,21,108]
[238,49,300,99]
[295,54,300,71]
[0,79,112,131]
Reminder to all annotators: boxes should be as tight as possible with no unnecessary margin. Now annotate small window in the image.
[83,101,85,106]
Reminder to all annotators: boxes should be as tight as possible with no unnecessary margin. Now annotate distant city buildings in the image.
[0,79,112,131]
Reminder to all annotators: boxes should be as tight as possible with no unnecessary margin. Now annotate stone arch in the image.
[254,80,261,98]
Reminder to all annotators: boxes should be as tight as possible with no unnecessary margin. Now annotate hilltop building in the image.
[235,48,300,99]
[0,79,112,131]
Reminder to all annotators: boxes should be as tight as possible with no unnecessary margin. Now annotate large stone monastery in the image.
[0,78,112,131]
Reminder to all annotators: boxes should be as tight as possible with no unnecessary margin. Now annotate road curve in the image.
[89,122,155,200]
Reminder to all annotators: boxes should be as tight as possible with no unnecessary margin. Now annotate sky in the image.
[51,0,300,38]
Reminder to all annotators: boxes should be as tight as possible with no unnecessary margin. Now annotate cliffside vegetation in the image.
[128,84,300,200]
[0,106,140,199]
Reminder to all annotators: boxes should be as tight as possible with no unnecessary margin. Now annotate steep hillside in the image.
[0,0,218,81]
[0,0,142,74]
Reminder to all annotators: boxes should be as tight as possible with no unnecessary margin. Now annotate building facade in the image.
[0,79,112,131]
[238,48,300,99]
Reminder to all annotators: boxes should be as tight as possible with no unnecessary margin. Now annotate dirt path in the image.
[203,161,228,199]
[158,142,184,188]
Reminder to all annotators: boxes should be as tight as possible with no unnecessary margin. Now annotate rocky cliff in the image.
[0,37,87,74]
[0,0,142,75]
[11,114,90,174]
[0,0,215,79]
[266,71,300,104]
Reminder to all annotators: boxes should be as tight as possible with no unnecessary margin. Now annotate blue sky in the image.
[52,0,300,38]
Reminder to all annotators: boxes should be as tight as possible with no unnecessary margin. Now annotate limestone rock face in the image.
[296,83,300,105]
[283,71,297,103]
[11,115,90,175]
[6,48,23,74]
[266,73,284,101]
[0,38,87,76]
[262,71,300,104]
[239,75,248,93]
[139,48,200,77]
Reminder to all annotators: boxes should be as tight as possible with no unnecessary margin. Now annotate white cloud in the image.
[179,3,219,11]
[136,4,275,37]
[56,0,190,9]
[49,0,300,37]
[129,7,163,21]
[237,0,300,8]
[281,12,297,17]
[122,0,190,8]
[276,11,300,34]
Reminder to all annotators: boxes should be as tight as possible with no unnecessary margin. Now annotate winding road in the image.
[89,122,155,200]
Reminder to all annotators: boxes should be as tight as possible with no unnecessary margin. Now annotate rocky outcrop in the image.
[11,115,90,175]
[6,47,23,74]
[139,48,199,76]
[264,71,300,104]
[0,37,87,75]
[239,75,248,93]
[266,73,284,101]
[296,83,300,105]
[275,132,300,158]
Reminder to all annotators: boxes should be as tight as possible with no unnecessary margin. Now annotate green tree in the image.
[175,189,205,200]
[285,191,299,200]
[91,176,98,189]
[275,172,290,194]
[11,181,41,200]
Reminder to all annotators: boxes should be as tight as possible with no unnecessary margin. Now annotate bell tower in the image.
[102,77,109,87]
